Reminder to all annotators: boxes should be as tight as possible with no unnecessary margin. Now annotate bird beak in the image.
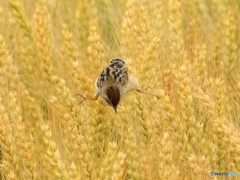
[113,105,117,113]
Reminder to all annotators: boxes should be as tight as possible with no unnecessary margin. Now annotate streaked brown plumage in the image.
[76,58,159,113]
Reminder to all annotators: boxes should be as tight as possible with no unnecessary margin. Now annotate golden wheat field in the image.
[0,0,240,179]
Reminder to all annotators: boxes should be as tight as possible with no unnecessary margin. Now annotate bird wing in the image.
[96,58,129,91]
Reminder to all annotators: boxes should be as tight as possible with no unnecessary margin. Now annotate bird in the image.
[76,58,160,113]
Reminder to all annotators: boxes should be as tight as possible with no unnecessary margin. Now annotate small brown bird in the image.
[76,58,159,113]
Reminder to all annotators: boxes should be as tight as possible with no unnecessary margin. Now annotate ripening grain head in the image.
[0,0,239,179]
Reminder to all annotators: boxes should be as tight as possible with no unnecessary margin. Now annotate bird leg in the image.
[136,89,160,99]
[75,93,99,104]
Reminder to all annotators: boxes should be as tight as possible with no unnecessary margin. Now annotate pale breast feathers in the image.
[96,58,129,90]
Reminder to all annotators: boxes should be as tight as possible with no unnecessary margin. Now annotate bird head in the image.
[104,86,120,113]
